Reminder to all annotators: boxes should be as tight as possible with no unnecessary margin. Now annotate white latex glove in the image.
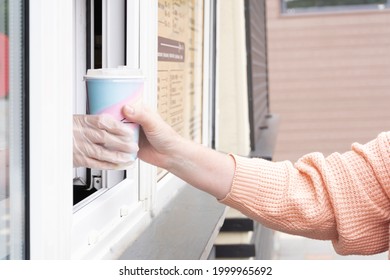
[73,114,138,170]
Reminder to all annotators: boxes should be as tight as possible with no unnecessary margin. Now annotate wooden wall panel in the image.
[266,1,390,162]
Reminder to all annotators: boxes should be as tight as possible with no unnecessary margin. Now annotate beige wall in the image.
[215,0,250,156]
[266,1,390,162]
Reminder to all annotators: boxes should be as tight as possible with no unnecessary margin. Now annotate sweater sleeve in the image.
[219,132,390,255]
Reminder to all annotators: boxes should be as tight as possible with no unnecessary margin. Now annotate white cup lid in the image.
[85,67,144,79]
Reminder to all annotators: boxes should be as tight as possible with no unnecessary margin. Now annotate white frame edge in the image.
[29,0,74,259]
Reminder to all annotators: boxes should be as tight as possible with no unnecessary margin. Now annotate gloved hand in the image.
[73,114,138,170]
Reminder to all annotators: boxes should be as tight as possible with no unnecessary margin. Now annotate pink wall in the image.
[266,1,390,161]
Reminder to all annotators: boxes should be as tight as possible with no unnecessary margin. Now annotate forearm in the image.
[166,137,235,200]
[122,104,235,195]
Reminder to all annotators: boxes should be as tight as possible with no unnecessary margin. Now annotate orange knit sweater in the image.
[220,132,390,257]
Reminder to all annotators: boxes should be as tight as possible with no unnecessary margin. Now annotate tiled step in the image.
[213,208,255,259]
[215,244,255,259]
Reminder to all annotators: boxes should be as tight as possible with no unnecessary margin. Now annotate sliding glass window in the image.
[0,0,27,259]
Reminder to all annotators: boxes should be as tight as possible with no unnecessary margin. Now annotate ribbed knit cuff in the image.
[218,154,291,226]
[219,154,261,210]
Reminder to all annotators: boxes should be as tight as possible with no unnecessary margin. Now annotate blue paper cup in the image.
[85,68,144,163]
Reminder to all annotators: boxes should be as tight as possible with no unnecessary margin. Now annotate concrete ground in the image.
[273,232,388,260]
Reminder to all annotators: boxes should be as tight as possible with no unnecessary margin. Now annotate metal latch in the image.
[91,175,103,190]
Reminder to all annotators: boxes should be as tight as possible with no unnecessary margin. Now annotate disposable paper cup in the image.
[85,68,144,163]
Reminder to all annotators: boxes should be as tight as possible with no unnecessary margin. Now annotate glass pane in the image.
[0,0,10,260]
[157,0,205,179]
[0,0,26,259]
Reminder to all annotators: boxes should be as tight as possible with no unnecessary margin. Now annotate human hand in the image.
[122,105,183,169]
[73,114,138,170]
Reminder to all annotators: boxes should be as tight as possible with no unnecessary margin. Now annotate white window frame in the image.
[29,0,213,259]
[71,0,157,259]
[29,0,74,259]
[72,0,135,198]
[28,0,156,259]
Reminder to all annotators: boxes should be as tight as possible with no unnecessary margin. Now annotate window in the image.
[157,0,207,179]
[71,0,151,259]
[0,0,27,259]
[0,0,9,260]
[73,0,133,209]
[26,0,157,259]
[281,0,390,14]
[157,0,205,143]
[26,0,214,259]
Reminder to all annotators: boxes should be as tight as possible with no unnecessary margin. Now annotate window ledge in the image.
[119,185,227,260]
